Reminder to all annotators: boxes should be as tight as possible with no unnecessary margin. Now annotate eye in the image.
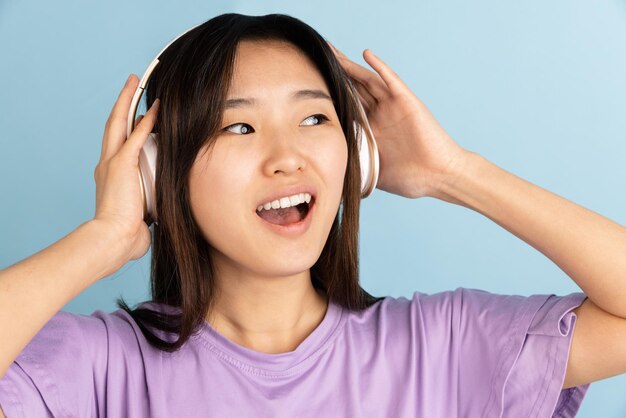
[223,123,254,135]
[222,114,330,135]
[301,114,330,126]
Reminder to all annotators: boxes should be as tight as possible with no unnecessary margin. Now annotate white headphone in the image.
[126,22,379,226]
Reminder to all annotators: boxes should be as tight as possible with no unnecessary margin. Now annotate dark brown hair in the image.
[116,13,384,352]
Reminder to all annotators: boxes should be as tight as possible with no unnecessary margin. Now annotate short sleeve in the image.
[0,310,109,417]
[454,287,590,417]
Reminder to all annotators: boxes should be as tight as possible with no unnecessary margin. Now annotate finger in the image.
[100,74,139,162]
[330,43,386,101]
[327,42,388,101]
[118,99,160,160]
[361,49,408,97]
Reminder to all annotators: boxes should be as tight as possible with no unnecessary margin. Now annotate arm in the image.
[437,151,626,389]
[438,151,626,319]
[0,220,128,380]
[327,43,626,389]
[328,44,626,313]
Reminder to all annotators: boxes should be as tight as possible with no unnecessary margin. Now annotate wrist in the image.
[429,150,482,207]
[80,220,133,278]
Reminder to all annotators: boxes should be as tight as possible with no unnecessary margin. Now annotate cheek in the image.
[188,150,255,240]
[317,133,348,196]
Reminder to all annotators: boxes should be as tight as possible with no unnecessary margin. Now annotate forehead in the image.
[227,40,328,96]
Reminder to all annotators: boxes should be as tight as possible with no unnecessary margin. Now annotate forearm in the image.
[436,151,626,318]
[0,220,128,379]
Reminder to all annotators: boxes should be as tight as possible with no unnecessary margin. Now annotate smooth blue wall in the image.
[1,0,625,416]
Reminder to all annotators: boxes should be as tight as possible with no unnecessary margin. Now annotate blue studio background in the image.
[1,1,625,416]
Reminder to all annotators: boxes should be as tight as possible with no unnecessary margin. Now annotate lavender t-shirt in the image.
[0,287,590,417]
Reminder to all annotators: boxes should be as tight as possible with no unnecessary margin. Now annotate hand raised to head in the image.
[328,41,470,199]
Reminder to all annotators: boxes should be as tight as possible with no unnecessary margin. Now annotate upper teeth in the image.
[257,192,312,212]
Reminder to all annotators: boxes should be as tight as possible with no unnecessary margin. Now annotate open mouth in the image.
[256,197,315,226]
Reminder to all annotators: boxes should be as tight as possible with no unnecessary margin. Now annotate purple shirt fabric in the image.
[0,287,590,417]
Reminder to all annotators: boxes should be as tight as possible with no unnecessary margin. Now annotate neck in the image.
[205,257,329,354]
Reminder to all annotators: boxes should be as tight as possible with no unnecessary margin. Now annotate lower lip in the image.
[255,200,316,237]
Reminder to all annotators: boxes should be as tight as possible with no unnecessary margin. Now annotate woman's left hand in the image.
[328,42,471,199]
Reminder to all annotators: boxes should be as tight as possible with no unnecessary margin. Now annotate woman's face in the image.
[188,40,348,279]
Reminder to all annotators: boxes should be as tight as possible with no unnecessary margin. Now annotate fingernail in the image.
[124,74,133,87]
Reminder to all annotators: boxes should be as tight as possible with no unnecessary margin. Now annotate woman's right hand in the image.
[92,74,160,262]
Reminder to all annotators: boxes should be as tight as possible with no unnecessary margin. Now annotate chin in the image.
[255,253,320,277]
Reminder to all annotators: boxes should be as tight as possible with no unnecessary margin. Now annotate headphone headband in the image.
[126,22,204,138]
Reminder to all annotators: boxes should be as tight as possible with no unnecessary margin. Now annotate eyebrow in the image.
[224,89,332,109]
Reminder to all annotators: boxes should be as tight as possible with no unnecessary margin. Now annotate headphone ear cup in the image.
[346,76,379,199]
[139,133,158,225]
[354,119,380,198]
[355,121,370,194]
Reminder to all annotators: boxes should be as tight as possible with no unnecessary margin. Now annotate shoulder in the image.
[354,287,533,332]
[402,286,585,332]
[15,301,171,372]
[363,287,589,416]
[0,305,156,418]
[15,309,110,365]
[346,286,586,333]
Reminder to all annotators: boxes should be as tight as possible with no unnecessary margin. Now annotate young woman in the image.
[1,13,625,417]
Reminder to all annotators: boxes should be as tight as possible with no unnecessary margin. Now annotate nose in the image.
[261,130,307,177]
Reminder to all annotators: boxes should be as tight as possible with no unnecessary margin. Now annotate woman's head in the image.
[188,39,348,283]
[118,13,383,352]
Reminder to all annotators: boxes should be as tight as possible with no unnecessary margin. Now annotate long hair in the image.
[116,13,385,353]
